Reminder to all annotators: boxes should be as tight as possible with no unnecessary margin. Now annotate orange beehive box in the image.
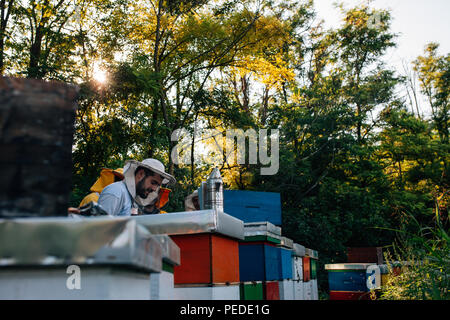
[171,233,240,285]
[302,256,311,282]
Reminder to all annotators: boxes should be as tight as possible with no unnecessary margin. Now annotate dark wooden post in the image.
[0,77,78,217]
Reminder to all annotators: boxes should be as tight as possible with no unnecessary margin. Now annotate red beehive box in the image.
[329,291,372,300]
[346,247,383,264]
[171,233,240,285]
[302,256,311,282]
[264,281,280,300]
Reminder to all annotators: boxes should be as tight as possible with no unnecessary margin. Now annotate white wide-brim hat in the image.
[123,158,176,185]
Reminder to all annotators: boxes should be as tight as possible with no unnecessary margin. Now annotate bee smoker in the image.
[203,167,224,211]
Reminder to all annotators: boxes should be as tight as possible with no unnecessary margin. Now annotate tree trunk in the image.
[0,37,4,75]
[190,113,198,185]
[0,0,14,75]
[260,85,269,125]
[28,26,43,78]
[147,98,159,158]
[357,103,362,143]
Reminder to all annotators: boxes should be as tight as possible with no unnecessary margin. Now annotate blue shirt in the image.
[98,181,133,216]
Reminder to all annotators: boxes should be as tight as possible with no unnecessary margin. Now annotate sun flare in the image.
[93,62,107,84]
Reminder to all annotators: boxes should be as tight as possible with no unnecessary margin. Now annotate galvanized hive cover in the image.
[324,263,377,270]
[153,235,180,266]
[243,221,283,244]
[279,237,294,249]
[243,221,281,235]
[0,216,163,273]
[292,243,306,257]
[133,209,244,240]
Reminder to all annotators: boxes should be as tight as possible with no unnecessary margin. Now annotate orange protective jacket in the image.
[79,168,124,207]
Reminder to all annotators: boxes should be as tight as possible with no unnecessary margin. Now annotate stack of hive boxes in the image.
[134,209,244,300]
[292,243,305,299]
[304,248,319,300]
[311,249,319,299]
[325,247,385,300]
[149,235,181,300]
[239,221,282,300]
[238,222,320,300]
[224,190,319,300]
[277,236,294,300]
[303,249,312,299]
[325,263,375,300]
[171,232,240,299]
[0,217,168,300]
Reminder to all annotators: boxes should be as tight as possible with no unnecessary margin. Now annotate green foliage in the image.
[380,212,449,300]
[2,0,448,299]
[414,43,449,146]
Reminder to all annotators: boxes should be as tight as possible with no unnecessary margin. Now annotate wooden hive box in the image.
[347,247,383,264]
[223,191,282,225]
[239,242,280,282]
[302,256,311,282]
[263,281,280,300]
[277,237,294,280]
[239,281,263,300]
[171,233,240,285]
[133,209,244,298]
[239,221,283,282]
[329,291,372,300]
[325,263,376,293]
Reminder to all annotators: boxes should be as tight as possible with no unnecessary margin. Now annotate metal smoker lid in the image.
[207,167,222,181]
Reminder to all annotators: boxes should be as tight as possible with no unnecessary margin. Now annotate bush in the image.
[380,210,449,300]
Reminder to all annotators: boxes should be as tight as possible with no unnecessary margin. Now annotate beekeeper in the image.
[184,189,200,211]
[98,158,176,216]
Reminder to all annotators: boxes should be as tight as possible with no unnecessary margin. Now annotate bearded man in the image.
[98,158,176,216]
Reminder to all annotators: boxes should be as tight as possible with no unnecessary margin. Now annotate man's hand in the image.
[67,207,81,214]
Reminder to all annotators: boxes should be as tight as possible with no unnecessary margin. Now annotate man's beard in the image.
[135,177,159,206]
[136,178,151,198]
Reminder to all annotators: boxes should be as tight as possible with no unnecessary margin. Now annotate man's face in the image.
[136,171,163,199]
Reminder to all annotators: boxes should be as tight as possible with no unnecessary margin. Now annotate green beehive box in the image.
[240,282,263,300]
[243,235,281,244]
[311,259,317,279]
[242,222,282,245]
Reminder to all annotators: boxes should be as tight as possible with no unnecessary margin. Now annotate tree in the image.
[0,0,16,74]
[8,0,84,79]
[414,43,449,146]
[331,4,398,144]
[93,0,271,173]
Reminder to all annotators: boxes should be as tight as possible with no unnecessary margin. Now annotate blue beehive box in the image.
[328,271,368,292]
[325,264,374,292]
[239,243,280,281]
[278,248,293,280]
[223,190,282,226]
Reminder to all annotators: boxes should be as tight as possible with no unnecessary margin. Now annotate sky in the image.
[314,0,450,65]
[313,0,450,117]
